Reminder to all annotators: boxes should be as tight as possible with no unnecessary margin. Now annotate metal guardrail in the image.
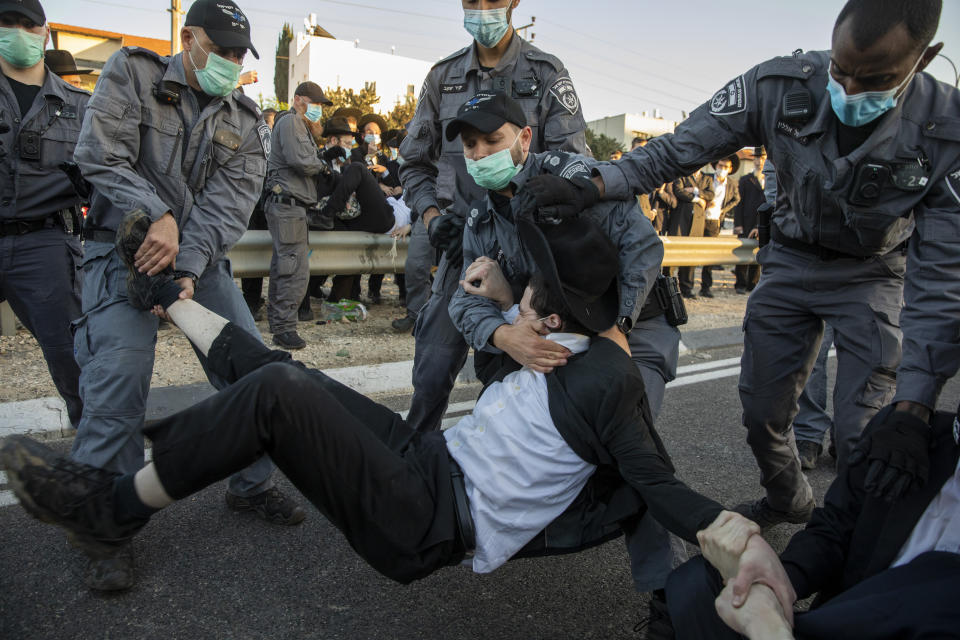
[0,232,760,336]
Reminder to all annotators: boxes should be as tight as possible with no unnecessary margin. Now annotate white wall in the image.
[587,113,678,148]
[288,34,432,111]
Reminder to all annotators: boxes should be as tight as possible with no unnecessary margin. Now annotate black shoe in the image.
[391,315,416,334]
[115,209,174,311]
[634,589,675,639]
[732,497,814,530]
[307,207,334,231]
[797,440,822,471]
[681,291,696,300]
[699,288,714,298]
[272,331,306,350]
[298,306,314,322]
[367,293,382,305]
[735,287,746,295]
[74,541,136,592]
[225,487,306,525]
[0,436,148,553]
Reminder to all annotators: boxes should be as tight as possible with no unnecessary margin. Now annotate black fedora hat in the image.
[358,112,387,133]
[45,50,94,76]
[322,116,354,137]
[517,216,620,333]
[712,154,740,174]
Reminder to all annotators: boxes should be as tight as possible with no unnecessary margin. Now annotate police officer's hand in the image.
[135,212,179,276]
[460,256,512,310]
[519,175,601,222]
[849,404,932,501]
[323,146,347,164]
[427,212,465,258]
[491,318,571,374]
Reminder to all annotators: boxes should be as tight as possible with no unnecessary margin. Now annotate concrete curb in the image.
[0,327,743,440]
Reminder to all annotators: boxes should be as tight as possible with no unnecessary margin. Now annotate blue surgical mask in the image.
[0,26,45,69]
[305,104,323,122]
[189,31,243,98]
[463,8,511,49]
[827,55,923,127]
[364,133,381,145]
[465,131,522,191]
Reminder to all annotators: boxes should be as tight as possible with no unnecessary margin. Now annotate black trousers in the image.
[144,323,462,584]
[241,203,268,309]
[664,551,960,640]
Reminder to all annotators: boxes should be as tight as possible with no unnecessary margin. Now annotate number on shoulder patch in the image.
[549,77,580,116]
[710,75,747,117]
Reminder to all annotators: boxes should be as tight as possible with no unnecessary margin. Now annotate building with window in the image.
[49,23,170,91]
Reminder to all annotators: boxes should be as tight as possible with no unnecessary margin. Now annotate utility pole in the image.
[516,16,535,42]
[169,0,183,55]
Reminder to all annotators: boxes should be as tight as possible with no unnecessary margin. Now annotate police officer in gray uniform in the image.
[523,0,959,529]
[0,0,86,429]
[264,81,333,350]
[399,0,587,433]
[444,91,684,593]
[70,0,304,591]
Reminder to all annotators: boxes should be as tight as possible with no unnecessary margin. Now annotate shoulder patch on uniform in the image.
[946,167,960,206]
[709,75,747,117]
[431,46,471,69]
[523,47,564,73]
[560,159,590,180]
[256,123,271,157]
[549,76,580,116]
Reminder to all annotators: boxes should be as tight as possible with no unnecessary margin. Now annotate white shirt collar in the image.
[546,332,591,355]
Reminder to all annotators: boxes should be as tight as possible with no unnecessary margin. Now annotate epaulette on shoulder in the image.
[234,92,262,118]
[522,45,564,73]
[123,46,169,65]
[756,51,822,81]
[432,45,470,69]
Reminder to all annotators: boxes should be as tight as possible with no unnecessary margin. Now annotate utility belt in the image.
[0,208,81,238]
[448,455,476,560]
[267,194,310,209]
[637,274,688,327]
[771,224,907,261]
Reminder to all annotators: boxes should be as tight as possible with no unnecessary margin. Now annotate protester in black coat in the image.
[733,147,767,294]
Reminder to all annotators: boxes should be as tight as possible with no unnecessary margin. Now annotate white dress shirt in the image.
[444,327,596,573]
[891,455,960,567]
[705,176,727,221]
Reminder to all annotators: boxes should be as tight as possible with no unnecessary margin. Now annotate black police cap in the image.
[445,91,527,142]
[0,0,45,24]
[294,81,333,105]
[184,0,258,59]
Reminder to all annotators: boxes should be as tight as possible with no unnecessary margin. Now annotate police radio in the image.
[153,81,181,105]
[781,89,812,124]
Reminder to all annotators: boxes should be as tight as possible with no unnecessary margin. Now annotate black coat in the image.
[505,337,724,557]
[733,173,766,235]
[780,406,960,606]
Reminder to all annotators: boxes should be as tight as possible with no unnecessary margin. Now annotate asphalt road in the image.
[2,344,958,640]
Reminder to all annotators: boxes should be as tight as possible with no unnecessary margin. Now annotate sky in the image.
[44,0,960,123]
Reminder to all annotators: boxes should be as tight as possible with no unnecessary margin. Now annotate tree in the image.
[274,23,293,104]
[585,128,624,161]
[321,84,380,121]
[385,94,417,130]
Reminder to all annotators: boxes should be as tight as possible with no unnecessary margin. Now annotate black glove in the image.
[427,213,465,267]
[322,146,347,163]
[519,174,601,222]
[849,406,932,501]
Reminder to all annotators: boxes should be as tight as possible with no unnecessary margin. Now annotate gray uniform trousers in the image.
[402,217,433,320]
[740,242,903,512]
[70,241,275,496]
[265,200,310,336]
[794,324,835,446]
[0,228,83,427]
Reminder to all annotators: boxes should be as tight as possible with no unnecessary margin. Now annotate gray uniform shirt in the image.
[451,151,662,353]
[75,47,269,278]
[592,49,960,409]
[399,33,587,218]
[0,68,88,219]
[265,109,323,205]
